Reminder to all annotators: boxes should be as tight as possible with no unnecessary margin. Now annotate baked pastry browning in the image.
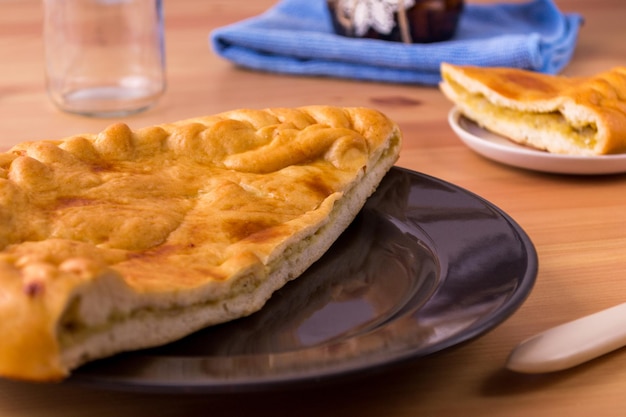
[439,63,626,155]
[0,106,401,381]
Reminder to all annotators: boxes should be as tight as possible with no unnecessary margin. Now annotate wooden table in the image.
[1,0,626,415]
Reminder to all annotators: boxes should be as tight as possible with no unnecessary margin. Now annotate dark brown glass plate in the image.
[69,167,537,393]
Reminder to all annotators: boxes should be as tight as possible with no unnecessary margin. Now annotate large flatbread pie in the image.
[0,105,401,381]
[439,63,626,155]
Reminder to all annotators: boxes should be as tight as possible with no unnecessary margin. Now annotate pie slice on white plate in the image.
[440,63,626,155]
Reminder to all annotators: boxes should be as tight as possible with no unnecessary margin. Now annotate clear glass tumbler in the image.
[43,0,166,117]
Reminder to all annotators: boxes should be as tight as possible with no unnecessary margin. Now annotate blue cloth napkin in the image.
[210,0,583,86]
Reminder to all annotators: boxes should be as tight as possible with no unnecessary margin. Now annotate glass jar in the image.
[327,0,464,44]
[43,0,166,117]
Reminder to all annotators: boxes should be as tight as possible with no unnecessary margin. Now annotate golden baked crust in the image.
[0,106,401,381]
[439,63,626,155]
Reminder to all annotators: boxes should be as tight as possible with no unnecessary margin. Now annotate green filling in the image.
[448,78,598,149]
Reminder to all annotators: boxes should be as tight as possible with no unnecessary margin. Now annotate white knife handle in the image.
[506,302,626,373]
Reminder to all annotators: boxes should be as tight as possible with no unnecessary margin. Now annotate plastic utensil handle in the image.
[506,302,626,373]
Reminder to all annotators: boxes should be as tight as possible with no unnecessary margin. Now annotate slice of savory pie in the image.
[439,63,626,155]
[0,105,401,381]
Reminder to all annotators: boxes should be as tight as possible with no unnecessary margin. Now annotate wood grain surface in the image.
[0,0,625,415]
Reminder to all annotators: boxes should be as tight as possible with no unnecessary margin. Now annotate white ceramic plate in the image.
[448,107,626,175]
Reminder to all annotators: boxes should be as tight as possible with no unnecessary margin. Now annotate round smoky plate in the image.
[69,167,538,393]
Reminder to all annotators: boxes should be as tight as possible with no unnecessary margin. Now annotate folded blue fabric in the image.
[210,0,583,86]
